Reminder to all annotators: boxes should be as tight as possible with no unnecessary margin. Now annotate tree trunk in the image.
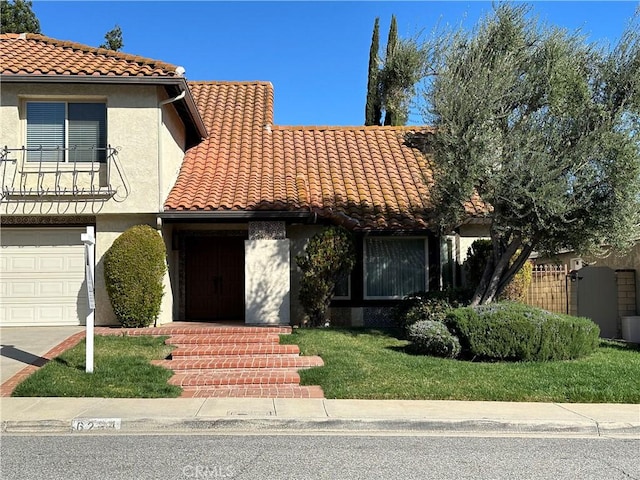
[470,236,522,306]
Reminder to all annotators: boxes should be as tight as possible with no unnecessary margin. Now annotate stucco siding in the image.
[1,83,186,216]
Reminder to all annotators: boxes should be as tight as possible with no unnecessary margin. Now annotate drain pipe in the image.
[158,88,186,217]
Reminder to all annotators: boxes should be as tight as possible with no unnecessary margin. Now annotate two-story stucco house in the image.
[0,34,486,329]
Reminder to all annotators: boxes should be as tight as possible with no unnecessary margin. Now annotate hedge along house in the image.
[1,34,487,328]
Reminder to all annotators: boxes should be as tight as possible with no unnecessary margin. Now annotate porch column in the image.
[245,221,290,325]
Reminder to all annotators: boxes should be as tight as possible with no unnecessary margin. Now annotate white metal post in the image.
[81,226,96,373]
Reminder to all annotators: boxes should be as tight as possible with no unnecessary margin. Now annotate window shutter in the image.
[26,102,65,162]
[68,103,107,162]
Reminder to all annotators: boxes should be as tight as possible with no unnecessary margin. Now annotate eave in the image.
[1,74,208,148]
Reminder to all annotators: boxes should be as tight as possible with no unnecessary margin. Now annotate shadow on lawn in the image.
[600,339,640,352]
[322,327,403,338]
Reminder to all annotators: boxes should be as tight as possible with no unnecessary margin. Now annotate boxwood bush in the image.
[445,302,600,361]
[103,225,167,328]
[407,320,461,358]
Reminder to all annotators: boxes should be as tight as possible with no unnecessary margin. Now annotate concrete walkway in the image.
[1,397,638,436]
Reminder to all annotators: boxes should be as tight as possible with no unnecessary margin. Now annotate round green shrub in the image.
[103,225,167,328]
[394,289,468,337]
[445,302,600,361]
[408,320,461,358]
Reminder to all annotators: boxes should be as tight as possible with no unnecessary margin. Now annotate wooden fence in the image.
[524,264,569,314]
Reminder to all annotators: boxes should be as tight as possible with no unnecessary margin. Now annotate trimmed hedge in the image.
[103,225,167,328]
[407,320,461,358]
[445,302,600,361]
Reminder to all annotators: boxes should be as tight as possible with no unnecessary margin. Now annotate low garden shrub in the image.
[407,320,461,358]
[445,302,600,361]
[394,289,469,336]
[103,225,167,328]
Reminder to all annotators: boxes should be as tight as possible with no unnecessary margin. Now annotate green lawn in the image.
[12,335,181,398]
[280,328,640,403]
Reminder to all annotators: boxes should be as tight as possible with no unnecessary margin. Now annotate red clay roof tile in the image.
[0,33,179,77]
[164,82,458,230]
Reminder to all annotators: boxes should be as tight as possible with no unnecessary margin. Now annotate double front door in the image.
[185,236,245,321]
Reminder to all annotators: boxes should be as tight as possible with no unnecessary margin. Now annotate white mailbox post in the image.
[81,226,96,373]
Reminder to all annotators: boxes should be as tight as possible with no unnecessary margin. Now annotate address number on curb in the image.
[72,418,122,431]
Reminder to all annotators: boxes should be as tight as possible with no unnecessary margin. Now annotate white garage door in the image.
[0,227,88,326]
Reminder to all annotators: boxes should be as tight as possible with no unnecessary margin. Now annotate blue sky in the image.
[32,1,639,126]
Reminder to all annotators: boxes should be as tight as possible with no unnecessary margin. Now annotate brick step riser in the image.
[166,336,282,345]
[154,358,323,370]
[169,375,301,387]
[170,346,300,356]
[122,327,292,336]
[170,355,302,361]
[162,367,308,375]
[179,386,325,399]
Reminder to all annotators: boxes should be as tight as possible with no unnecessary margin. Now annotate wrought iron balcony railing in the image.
[1,145,126,199]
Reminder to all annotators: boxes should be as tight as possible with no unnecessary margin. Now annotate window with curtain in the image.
[26,102,107,163]
[364,237,428,298]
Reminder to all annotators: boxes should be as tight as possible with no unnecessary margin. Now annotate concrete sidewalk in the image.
[1,397,638,436]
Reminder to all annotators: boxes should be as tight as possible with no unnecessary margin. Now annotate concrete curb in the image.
[2,398,637,436]
[3,417,638,437]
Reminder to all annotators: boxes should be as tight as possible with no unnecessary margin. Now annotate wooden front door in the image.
[185,236,245,321]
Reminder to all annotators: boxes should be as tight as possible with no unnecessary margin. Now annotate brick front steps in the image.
[147,325,325,399]
[0,324,325,399]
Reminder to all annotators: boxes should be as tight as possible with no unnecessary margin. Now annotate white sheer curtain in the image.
[365,238,427,298]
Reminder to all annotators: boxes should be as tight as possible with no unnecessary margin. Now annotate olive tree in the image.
[419,3,640,305]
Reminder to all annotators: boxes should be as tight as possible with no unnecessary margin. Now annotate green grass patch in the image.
[280,328,640,403]
[12,335,181,398]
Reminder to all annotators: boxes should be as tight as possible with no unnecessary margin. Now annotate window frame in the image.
[23,98,108,164]
[363,236,429,300]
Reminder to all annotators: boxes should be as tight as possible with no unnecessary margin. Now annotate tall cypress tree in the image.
[383,15,398,125]
[365,17,381,126]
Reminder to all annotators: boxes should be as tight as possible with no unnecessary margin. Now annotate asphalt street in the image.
[1,433,638,480]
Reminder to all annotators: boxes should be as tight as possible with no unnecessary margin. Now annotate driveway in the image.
[0,326,84,384]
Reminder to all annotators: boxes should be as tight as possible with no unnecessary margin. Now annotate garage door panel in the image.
[0,227,87,326]
[0,305,86,326]
[8,281,37,296]
[3,253,84,273]
[2,274,84,295]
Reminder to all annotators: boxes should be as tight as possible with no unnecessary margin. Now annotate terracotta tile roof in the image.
[0,33,179,77]
[165,82,450,230]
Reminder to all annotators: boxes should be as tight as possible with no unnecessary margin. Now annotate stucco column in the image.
[245,222,290,325]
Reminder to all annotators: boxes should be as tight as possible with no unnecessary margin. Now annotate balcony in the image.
[1,146,127,199]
